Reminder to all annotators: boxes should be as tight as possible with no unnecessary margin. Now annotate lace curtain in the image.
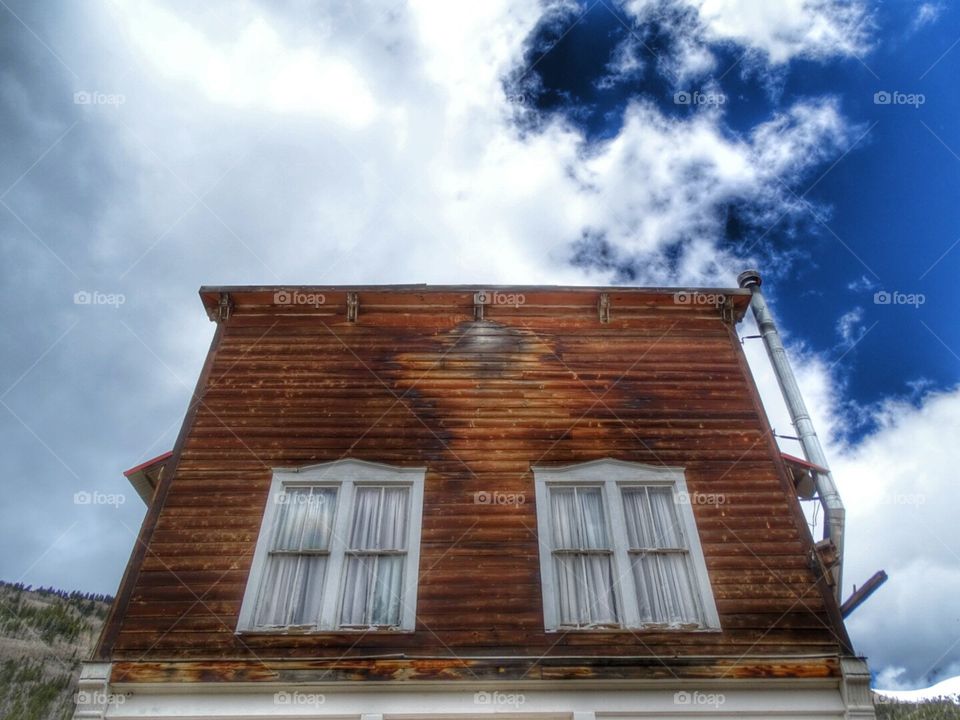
[623,486,703,625]
[255,486,336,626]
[339,486,409,627]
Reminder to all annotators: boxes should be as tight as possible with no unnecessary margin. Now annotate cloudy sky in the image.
[1,0,958,691]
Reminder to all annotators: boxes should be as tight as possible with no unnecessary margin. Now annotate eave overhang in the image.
[123,451,173,505]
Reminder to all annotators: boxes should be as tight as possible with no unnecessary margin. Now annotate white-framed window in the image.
[533,458,720,631]
[237,459,425,632]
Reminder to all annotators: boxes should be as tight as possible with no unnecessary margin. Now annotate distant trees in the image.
[0,580,113,719]
[874,697,960,719]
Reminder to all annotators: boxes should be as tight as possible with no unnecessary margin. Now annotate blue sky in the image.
[1,0,959,692]
[509,0,959,431]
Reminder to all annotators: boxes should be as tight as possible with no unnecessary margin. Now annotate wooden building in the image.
[74,283,876,719]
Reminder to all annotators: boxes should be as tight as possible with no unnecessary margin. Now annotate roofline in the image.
[123,451,174,478]
[781,452,829,475]
[199,283,753,295]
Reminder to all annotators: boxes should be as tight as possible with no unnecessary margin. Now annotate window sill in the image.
[547,624,722,633]
[236,626,416,636]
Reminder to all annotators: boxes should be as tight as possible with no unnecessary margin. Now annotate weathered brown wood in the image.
[110,655,837,684]
[99,285,850,682]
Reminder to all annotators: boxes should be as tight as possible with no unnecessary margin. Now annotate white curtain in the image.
[622,487,702,625]
[551,487,618,626]
[340,486,409,627]
[256,487,335,626]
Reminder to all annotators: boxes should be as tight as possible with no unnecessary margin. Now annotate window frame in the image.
[532,458,720,632]
[237,459,425,634]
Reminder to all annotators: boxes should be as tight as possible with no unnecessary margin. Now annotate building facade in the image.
[74,284,876,719]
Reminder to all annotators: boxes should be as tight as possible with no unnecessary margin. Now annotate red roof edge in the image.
[123,451,174,478]
[781,452,829,475]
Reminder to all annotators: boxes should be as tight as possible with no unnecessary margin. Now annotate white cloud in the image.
[108,0,378,126]
[692,0,870,64]
[745,312,960,687]
[911,3,944,32]
[625,0,870,78]
[836,306,865,348]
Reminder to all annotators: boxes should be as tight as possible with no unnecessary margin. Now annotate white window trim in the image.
[532,458,720,632]
[237,459,425,633]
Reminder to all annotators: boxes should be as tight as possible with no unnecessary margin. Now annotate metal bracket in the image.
[208,292,233,323]
[720,296,736,325]
[598,293,611,323]
[474,291,486,321]
[346,292,359,323]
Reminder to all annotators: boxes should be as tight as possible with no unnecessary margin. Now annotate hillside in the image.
[0,581,111,720]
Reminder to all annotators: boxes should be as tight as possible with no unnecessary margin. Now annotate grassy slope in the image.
[875,699,960,719]
[0,581,111,720]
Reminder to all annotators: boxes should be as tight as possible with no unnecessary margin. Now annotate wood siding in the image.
[100,287,848,683]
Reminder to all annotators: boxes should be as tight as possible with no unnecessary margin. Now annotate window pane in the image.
[349,487,382,550]
[273,488,311,551]
[370,555,404,625]
[254,555,299,626]
[300,488,337,550]
[289,556,327,625]
[551,487,607,549]
[379,487,409,550]
[622,487,684,549]
[632,553,701,625]
[551,488,579,549]
[583,554,618,624]
[554,554,618,626]
[578,488,608,549]
[648,486,684,548]
[554,555,581,625]
[339,555,404,627]
[255,555,327,626]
